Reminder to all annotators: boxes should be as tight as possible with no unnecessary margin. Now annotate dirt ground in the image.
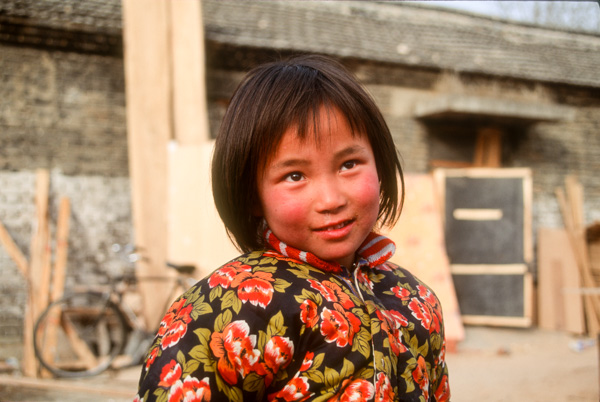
[0,326,597,401]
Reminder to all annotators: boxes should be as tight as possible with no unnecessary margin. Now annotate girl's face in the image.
[257,106,380,268]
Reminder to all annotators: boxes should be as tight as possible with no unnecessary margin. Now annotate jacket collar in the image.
[263,229,395,274]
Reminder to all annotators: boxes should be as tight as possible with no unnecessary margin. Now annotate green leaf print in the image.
[214,310,233,332]
[210,285,222,302]
[273,278,292,292]
[267,311,287,338]
[352,328,372,359]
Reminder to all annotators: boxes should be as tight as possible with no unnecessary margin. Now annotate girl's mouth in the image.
[315,219,354,232]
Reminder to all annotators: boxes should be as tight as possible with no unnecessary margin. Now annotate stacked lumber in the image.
[587,222,600,285]
[0,169,71,377]
[554,175,600,337]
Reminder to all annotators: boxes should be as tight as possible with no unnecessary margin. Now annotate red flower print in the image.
[408,298,432,331]
[208,261,251,289]
[376,310,407,356]
[300,352,314,371]
[330,378,375,402]
[412,355,430,400]
[232,271,275,308]
[263,336,294,386]
[145,345,159,370]
[434,374,450,402]
[356,270,374,290]
[300,299,319,328]
[268,377,311,401]
[320,303,361,348]
[417,284,437,306]
[392,286,411,300]
[158,298,193,349]
[409,297,442,334]
[159,360,182,388]
[309,280,354,309]
[209,320,263,385]
[133,395,143,402]
[388,310,409,328]
[375,372,395,402]
[168,375,211,402]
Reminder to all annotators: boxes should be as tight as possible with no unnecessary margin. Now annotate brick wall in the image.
[0,43,131,353]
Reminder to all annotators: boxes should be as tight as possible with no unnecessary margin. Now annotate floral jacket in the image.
[135,231,450,402]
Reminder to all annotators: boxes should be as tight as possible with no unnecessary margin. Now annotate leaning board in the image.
[433,168,533,327]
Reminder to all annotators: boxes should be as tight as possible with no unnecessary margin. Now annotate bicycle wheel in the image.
[33,292,128,378]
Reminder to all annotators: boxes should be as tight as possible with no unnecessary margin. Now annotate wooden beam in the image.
[170,0,210,145]
[123,0,212,328]
[122,0,172,328]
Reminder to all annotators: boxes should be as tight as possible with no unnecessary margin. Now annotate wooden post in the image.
[22,169,51,377]
[473,127,502,167]
[40,197,71,375]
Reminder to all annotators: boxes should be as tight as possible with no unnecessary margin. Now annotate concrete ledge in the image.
[414,95,576,123]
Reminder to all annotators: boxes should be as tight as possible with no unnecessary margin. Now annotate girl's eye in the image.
[285,172,304,182]
[341,160,357,171]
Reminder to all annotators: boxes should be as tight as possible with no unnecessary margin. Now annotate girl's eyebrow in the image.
[271,158,310,170]
[271,145,368,170]
[335,144,368,159]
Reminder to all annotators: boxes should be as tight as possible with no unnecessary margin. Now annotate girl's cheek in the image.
[355,173,381,205]
[266,192,308,222]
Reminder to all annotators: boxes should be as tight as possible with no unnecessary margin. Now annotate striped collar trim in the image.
[263,229,395,273]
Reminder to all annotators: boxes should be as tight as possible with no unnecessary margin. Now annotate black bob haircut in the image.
[211,54,404,253]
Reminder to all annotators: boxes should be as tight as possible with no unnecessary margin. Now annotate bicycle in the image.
[32,245,198,378]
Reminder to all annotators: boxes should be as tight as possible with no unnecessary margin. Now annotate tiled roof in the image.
[202,0,600,88]
[0,0,121,33]
[1,0,599,88]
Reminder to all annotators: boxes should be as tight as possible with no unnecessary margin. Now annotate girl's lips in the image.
[314,219,355,239]
[316,220,352,231]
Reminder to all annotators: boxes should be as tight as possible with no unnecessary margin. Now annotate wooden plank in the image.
[40,197,71,375]
[170,0,210,145]
[0,375,133,398]
[537,228,585,334]
[452,208,503,221]
[451,264,528,275]
[51,197,70,303]
[122,0,172,329]
[383,173,465,346]
[0,220,28,276]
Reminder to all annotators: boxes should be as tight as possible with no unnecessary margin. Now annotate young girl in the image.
[136,55,450,401]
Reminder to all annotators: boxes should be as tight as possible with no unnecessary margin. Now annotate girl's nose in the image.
[314,177,347,214]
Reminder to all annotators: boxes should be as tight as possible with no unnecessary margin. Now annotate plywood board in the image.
[383,173,465,345]
[537,228,585,334]
[167,142,239,280]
